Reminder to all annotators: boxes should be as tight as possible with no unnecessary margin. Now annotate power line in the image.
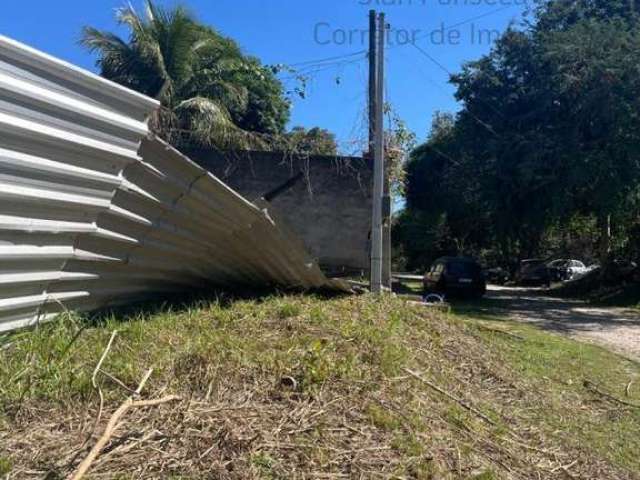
[404,43,499,137]
[279,2,518,76]
[409,41,506,124]
[386,3,518,53]
[296,54,368,74]
[410,42,452,78]
[287,49,367,67]
[437,4,516,34]
[277,53,368,83]
[277,2,519,96]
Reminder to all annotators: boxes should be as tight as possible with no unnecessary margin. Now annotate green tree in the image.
[399,112,492,270]
[81,1,289,148]
[280,126,338,155]
[541,17,640,257]
[399,0,640,268]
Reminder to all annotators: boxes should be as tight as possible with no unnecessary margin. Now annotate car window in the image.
[447,261,478,276]
[435,263,445,274]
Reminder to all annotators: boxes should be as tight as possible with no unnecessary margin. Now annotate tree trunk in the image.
[598,214,612,262]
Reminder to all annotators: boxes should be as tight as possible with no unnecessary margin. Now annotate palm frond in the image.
[162,8,200,82]
[175,96,234,128]
[116,3,146,38]
[143,0,155,23]
[80,27,129,53]
[81,1,278,146]
[175,96,250,149]
[80,26,161,94]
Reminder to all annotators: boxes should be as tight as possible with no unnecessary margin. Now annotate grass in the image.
[458,312,640,470]
[392,280,424,299]
[0,293,639,479]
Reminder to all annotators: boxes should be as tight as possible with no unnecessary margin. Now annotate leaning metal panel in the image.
[0,35,345,332]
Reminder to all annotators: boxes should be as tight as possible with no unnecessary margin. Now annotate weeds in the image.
[0,294,638,478]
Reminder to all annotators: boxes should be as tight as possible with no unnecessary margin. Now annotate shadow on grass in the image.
[0,287,350,350]
[87,285,349,329]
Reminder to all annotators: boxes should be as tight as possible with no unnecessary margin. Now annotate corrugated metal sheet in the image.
[0,35,346,333]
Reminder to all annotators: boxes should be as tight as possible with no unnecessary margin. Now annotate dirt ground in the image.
[481,286,640,362]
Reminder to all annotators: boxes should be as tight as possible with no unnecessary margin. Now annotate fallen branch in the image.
[583,380,640,409]
[69,368,181,480]
[403,368,496,426]
[98,369,137,394]
[551,460,578,474]
[84,331,118,446]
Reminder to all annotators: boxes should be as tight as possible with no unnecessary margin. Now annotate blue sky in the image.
[1,0,530,152]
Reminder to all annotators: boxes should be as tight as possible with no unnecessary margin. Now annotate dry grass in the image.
[0,293,638,479]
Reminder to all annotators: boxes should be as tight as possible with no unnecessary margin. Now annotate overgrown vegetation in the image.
[82,1,336,155]
[1,294,638,478]
[395,0,640,272]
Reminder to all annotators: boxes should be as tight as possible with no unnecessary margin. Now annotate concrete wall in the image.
[186,149,373,274]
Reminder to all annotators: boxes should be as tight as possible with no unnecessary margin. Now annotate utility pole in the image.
[368,10,377,152]
[382,154,392,288]
[369,11,385,294]
[374,12,391,291]
[368,10,379,293]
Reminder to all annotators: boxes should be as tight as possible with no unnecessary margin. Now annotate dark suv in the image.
[423,257,487,299]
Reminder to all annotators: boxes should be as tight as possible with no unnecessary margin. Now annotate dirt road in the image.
[481,286,640,362]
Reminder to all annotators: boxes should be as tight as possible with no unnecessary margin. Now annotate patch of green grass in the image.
[403,281,424,294]
[0,456,12,476]
[0,295,417,405]
[470,470,499,480]
[392,280,425,301]
[366,403,402,431]
[251,452,281,479]
[392,431,424,457]
[276,302,302,319]
[458,312,640,473]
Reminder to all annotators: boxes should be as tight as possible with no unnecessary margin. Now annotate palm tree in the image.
[81,1,252,148]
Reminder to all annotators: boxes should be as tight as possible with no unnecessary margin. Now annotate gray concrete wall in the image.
[186,149,373,274]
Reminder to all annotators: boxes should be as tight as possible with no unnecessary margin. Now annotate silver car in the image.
[547,259,589,281]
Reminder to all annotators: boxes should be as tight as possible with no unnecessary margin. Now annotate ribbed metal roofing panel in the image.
[0,35,347,332]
